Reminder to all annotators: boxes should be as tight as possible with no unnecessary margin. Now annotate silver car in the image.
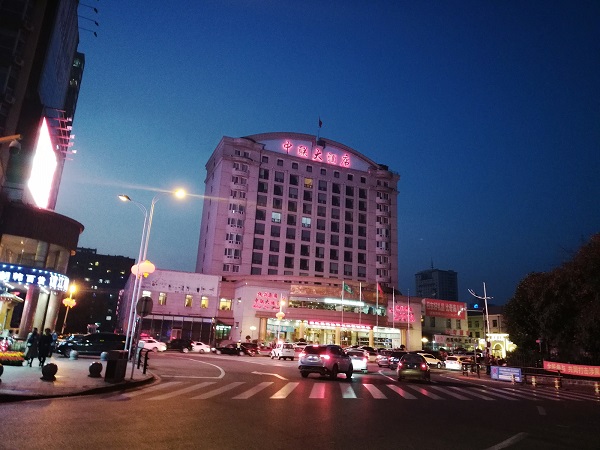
[298,345,353,380]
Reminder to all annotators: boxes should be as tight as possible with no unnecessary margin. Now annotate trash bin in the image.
[104,350,128,383]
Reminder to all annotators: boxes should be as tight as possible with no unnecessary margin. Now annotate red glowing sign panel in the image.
[424,299,467,319]
[388,304,416,323]
[283,140,352,168]
[253,291,281,310]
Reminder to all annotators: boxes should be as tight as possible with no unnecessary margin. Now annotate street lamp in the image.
[275,298,286,342]
[468,282,493,356]
[61,283,76,334]
[118,189,186,355]
[249,326,257,341]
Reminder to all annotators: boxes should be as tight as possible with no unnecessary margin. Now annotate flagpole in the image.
[376,283,379,328]
[407,288,410,351]
[392,287,395,331]
[341,280,344,330]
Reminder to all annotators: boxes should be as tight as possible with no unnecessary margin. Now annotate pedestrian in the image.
[49,330,58,357]
[38,328,54,367]
[237,340,242,356]
[23,327,39,367]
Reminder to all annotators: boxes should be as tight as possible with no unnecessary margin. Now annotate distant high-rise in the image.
[415,268,458,301]
[196,132,400,288]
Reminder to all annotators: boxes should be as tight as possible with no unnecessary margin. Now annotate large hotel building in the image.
[121,132,422,350]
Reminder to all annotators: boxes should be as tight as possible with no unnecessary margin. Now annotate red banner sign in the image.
[424,299,467,319]
[544,361,600,378]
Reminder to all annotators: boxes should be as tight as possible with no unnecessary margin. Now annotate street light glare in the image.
[174,188,186,199]
[118,194,131,202]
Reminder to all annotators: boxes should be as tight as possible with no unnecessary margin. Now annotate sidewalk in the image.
[0,354,155,402]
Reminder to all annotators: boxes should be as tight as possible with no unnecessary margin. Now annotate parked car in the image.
[270,342,296,360]
[214,342,258,356]
[190,341,211,353]
[167,339,194,353]
[346,348,369,373]
[417,352,444,368]
[139,338,167,352]
[56,332,126,357]
[397,353,431,382]
[376,349,393,367]
[298,344,353,380]
[444,355,473,371]
[388,351,407,370]
[359,346,378,362]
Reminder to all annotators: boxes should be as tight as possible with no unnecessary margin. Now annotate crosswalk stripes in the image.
[117,380,600,402]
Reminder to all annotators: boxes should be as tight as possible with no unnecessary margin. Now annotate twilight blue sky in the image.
[55,1,600,304]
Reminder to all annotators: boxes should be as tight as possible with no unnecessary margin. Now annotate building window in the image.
[347,174,353,181]
[346,186,354,197]
[330,262,338,274]
[302,203,312,214]
[360,177,366,184]
[185,295,193,307]
[358,239,366,250]
[252,252,263,264]
[331,222,339,232]
[301,245,310,256]
[201,296,209,308]
[292,162,299,170]
[358,253,366,264]
[301,230,310,241]
[273,198,283,209]
[261,156,269,163]
[270,225,280,237]
[289,187,298,198]
[303,190,313,201]
[301,217,311,228]
[275,171,284,182]
[259,168,269,180]
[257,195,267,207]
[272,212,282,223]
[330,248,339,260]
[456,320,462,329]
[287,214,296,226]
[258,182,268,193]
[306,165,312,173]
[316,219,325,230]
[290,174,299,185]
[255,223,265,235]
[344,264,352,276]
[315,261,324,272]
[315,247,325,258]
[331,235,339,246]
[334,171,340,178]
[357,266,366,278]
[331,208,340,219]
[332,196,340,207]
[268,254,278,266]
[284,256,294,268]
[251,267,262,275]
[304,178,313,189]
[300,259,309,270]
[285,242,295,254]
[320,168,327,176]
[317,193,326,204]
[446,318,452,328]
[286,228,295,239]
[344,251,353,262]
[344,236,353,248]
[316,232,325,243]
[273,185,283,196]
[317,205,326,217]
[345,211,353,222]
[345,224,353,235]
[345,198,354,209]
[269,240,280,252]
[430,317,436,327]
[219,298,231,310]
[288,200,297,212]
[158,292,167,305]
[256,209,266,221]
[318,180,327,191]
[277,159,284,166]
[253,238,264,250]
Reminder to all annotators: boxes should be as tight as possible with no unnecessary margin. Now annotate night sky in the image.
[55,1,600,304]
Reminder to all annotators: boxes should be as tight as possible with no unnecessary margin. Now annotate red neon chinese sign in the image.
[388,304,416,323]
[282,140,351,168]
[252,291,281,310]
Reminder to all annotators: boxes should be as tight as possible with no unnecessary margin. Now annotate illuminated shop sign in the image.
[27,117,57,209]
[307,320,371,330]
[388,304,416,323]
[0,265,69,292]
[424,299,467,319]
[253,291,285,310]
[282,140,352,168]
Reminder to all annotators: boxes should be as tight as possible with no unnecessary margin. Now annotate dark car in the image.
[298,344,353,380]
[167,339,194,353]
[397,353,431,382]
[56,332,126,357]
[214,342,258,356]
[388,351,407,370]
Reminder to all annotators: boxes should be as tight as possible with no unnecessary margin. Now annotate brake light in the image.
[398,362,403,369]
[300,352,306,357]
[362,357,368,363]
[320,354,330,360]
[421,363,428,370]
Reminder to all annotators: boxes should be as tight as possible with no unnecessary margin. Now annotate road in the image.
[2,352,599,449]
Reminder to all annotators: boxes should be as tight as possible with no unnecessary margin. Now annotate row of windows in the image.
[247,265,386,278]
[258,170,369,197]
[257,192,368,211]
[252,224,368,248]
[156,293,232,310]
[251,241,368,263]
[233,149,392,189]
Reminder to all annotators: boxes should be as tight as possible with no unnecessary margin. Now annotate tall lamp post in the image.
[119,189,186,355]
[61,283,76,334]
[468,282,493,356]
[275,298,286,342]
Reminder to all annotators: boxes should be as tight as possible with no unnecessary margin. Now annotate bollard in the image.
[89,361,103,378]
[594,382,599,395]
[554,371,562,389]
[69,350,79,360]
[511,374,515,385]
[531,376,537,387]
[100,352,108,361]
[41,362,58,381]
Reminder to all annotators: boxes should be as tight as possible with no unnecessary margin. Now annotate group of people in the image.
[23,328,57,367]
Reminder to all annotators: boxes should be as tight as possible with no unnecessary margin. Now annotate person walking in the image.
[37,328,54,367]
[23,327,39,367]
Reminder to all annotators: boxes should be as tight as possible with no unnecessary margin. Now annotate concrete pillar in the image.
[335,326,340,345]
[369,328,374,347]
[44,291,62,332]
[298,321,305,340]
[17,285,40,339]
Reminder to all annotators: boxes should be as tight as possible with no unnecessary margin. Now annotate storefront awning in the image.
[0,292,24,302]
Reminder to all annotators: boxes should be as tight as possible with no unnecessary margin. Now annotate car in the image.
[214,342,258,356]
[359,346,378,362]
[397,353,431,382]
[167,338,194,352]
[346,348,369,373]
[270,342,295,360]
[417,352,444,368]
[298,344,353,380]
[55,332,126,357]
[444,355,473,371]
[190,341,211,353]
[388,351,407,370]
[139,338,167,352]
[376,349,393,367]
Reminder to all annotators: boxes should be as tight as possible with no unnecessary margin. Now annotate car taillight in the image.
[421,363,428,370]
[398,362,403,369]
[320,354,330,360]
[300,352,306,357]
[362,357,368,363]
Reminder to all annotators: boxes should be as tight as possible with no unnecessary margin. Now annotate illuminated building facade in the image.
[0,1,84,339]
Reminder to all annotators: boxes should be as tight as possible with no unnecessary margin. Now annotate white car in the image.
[190,341,211,353]
[271,342,296,360]
[417,352,444,368]
[140,338,167,352]
[346,349,369,373]
[444,355,473,371]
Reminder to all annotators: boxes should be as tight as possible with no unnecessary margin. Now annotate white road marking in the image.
[271,382,300,399]
[363,384,387,399]
[233,382,273,399]
[310,383,326,399]
[340,384,357,398]
[191,382,245,399]
[148,382,216,400]
[386,384,417,399]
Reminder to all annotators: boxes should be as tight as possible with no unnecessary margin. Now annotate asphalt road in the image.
[2,352,599,450]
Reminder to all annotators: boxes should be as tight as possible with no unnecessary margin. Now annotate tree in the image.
[504,233,600,364]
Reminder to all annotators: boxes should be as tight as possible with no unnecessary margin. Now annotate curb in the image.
[0,372,157,403]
